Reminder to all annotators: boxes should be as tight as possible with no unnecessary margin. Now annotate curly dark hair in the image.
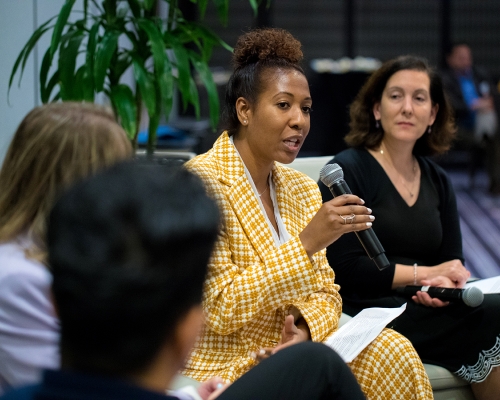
[222,28,305,134]
[345,55,456,156]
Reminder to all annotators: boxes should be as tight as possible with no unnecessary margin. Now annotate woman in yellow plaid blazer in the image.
[183,28,432,399]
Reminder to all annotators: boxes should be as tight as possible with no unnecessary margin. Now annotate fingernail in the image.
[366,222,372,227]
[366,207,372,213]
[369,215,375,220]
[216,383,224,389]
[259,349,266,355]
[360,198,365,204]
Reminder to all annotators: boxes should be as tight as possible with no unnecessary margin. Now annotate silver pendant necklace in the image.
[380,148,418,198]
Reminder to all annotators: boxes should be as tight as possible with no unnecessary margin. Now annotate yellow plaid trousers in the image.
[183,133,432,399]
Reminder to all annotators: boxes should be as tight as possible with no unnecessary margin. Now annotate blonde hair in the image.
[0,102,133,262]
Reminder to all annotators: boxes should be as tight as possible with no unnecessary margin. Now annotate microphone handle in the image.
[396,286,462,300]
[328,183,389,270]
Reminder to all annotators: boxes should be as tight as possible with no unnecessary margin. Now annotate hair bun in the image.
[233,28,303,68]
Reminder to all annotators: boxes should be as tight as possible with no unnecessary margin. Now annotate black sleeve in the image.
[427,160,464,265]
[318,151,396,299]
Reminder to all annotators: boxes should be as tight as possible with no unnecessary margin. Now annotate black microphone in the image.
[396,285,484,307]
[319,163,390,270]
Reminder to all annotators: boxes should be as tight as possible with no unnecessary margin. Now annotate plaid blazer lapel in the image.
[215,134,277,260]
[272,165,309,239]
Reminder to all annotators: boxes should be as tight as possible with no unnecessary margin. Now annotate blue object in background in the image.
[137,125,197,149]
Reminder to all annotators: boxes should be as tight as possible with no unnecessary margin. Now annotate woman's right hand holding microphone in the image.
[299,194,374,258]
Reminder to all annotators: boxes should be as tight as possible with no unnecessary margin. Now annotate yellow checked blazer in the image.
[182,132,342,382]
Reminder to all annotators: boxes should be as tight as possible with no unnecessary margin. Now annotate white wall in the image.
[0,0,66,164]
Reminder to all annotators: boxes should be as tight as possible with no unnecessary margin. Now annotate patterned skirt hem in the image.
[454,335,500,383]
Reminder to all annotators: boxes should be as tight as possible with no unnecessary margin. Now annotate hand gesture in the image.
[299,194,374,257]
[411,277,454,308]
[250,315,310,363]
[425,260,470,288]
[197,377,230,400]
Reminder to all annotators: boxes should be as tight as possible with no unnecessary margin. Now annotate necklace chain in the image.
[258,182,269,197]
[380,148,418,198]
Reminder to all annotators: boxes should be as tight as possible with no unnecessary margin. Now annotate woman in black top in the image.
[319,55,500,400]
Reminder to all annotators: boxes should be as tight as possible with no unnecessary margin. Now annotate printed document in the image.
[324,303,407,362]
[465,276,500,294]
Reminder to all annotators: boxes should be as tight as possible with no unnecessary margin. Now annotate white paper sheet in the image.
[465,276,500,294]
[323,303,407,363]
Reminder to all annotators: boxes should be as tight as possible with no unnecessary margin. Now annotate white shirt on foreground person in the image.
[0,236,59,395]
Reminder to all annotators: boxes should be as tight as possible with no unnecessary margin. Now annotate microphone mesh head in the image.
[320,163,344,187]
[463,287,484,307]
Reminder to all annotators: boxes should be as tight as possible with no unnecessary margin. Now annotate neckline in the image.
[365,147,421,208]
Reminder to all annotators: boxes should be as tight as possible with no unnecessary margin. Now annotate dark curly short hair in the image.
[222,28,305,134]
[345,55,456,156]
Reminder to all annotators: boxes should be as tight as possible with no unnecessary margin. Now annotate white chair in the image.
[284,155,335,182]
[289,156,474,400]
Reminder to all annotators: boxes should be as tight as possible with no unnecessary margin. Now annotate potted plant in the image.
[9,0,261,154]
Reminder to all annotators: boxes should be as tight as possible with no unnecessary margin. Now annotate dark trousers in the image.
[217,342,365,400]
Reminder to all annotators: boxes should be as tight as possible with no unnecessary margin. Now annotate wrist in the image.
[416,266,428,283]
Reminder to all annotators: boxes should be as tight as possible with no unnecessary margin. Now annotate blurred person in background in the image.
[441,42,500,193]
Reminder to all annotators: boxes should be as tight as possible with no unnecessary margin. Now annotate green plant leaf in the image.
[113,52,133,80]
[50,0,77,59]
[59,32,85,100]
[249,0,258,16]
[72,65,87,100]
[132,59,156,115]
[212,0,229,26]
[110,84,137,140]
[94,30,120,92]
[143,0,156,11]
[75,65,94,101]
[188,75,200,119]
[165,32,190,109]
[42,71,60,104]
[192,56,219,129]
[126,0,142,18]
[51,91,61,102]
[85,21,99,92]
[159,58,174,119]
[8,16,56,97]
[137,19,166,74]
[197,0,208,18]
[40,47,55,103]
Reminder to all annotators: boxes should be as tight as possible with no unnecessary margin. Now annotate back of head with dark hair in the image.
[47,162,219,376]
[221,28,305,134]
[346,55,456,156]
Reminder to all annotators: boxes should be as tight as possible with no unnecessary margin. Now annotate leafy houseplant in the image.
[9,0,261,154]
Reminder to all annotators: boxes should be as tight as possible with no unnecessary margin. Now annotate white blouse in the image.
[230,136,291,246]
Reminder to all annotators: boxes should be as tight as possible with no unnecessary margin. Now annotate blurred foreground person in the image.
[1,162,366,400]
[0,103,132,394]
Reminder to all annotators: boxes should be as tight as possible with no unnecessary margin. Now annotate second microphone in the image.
[319,163,390,271]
